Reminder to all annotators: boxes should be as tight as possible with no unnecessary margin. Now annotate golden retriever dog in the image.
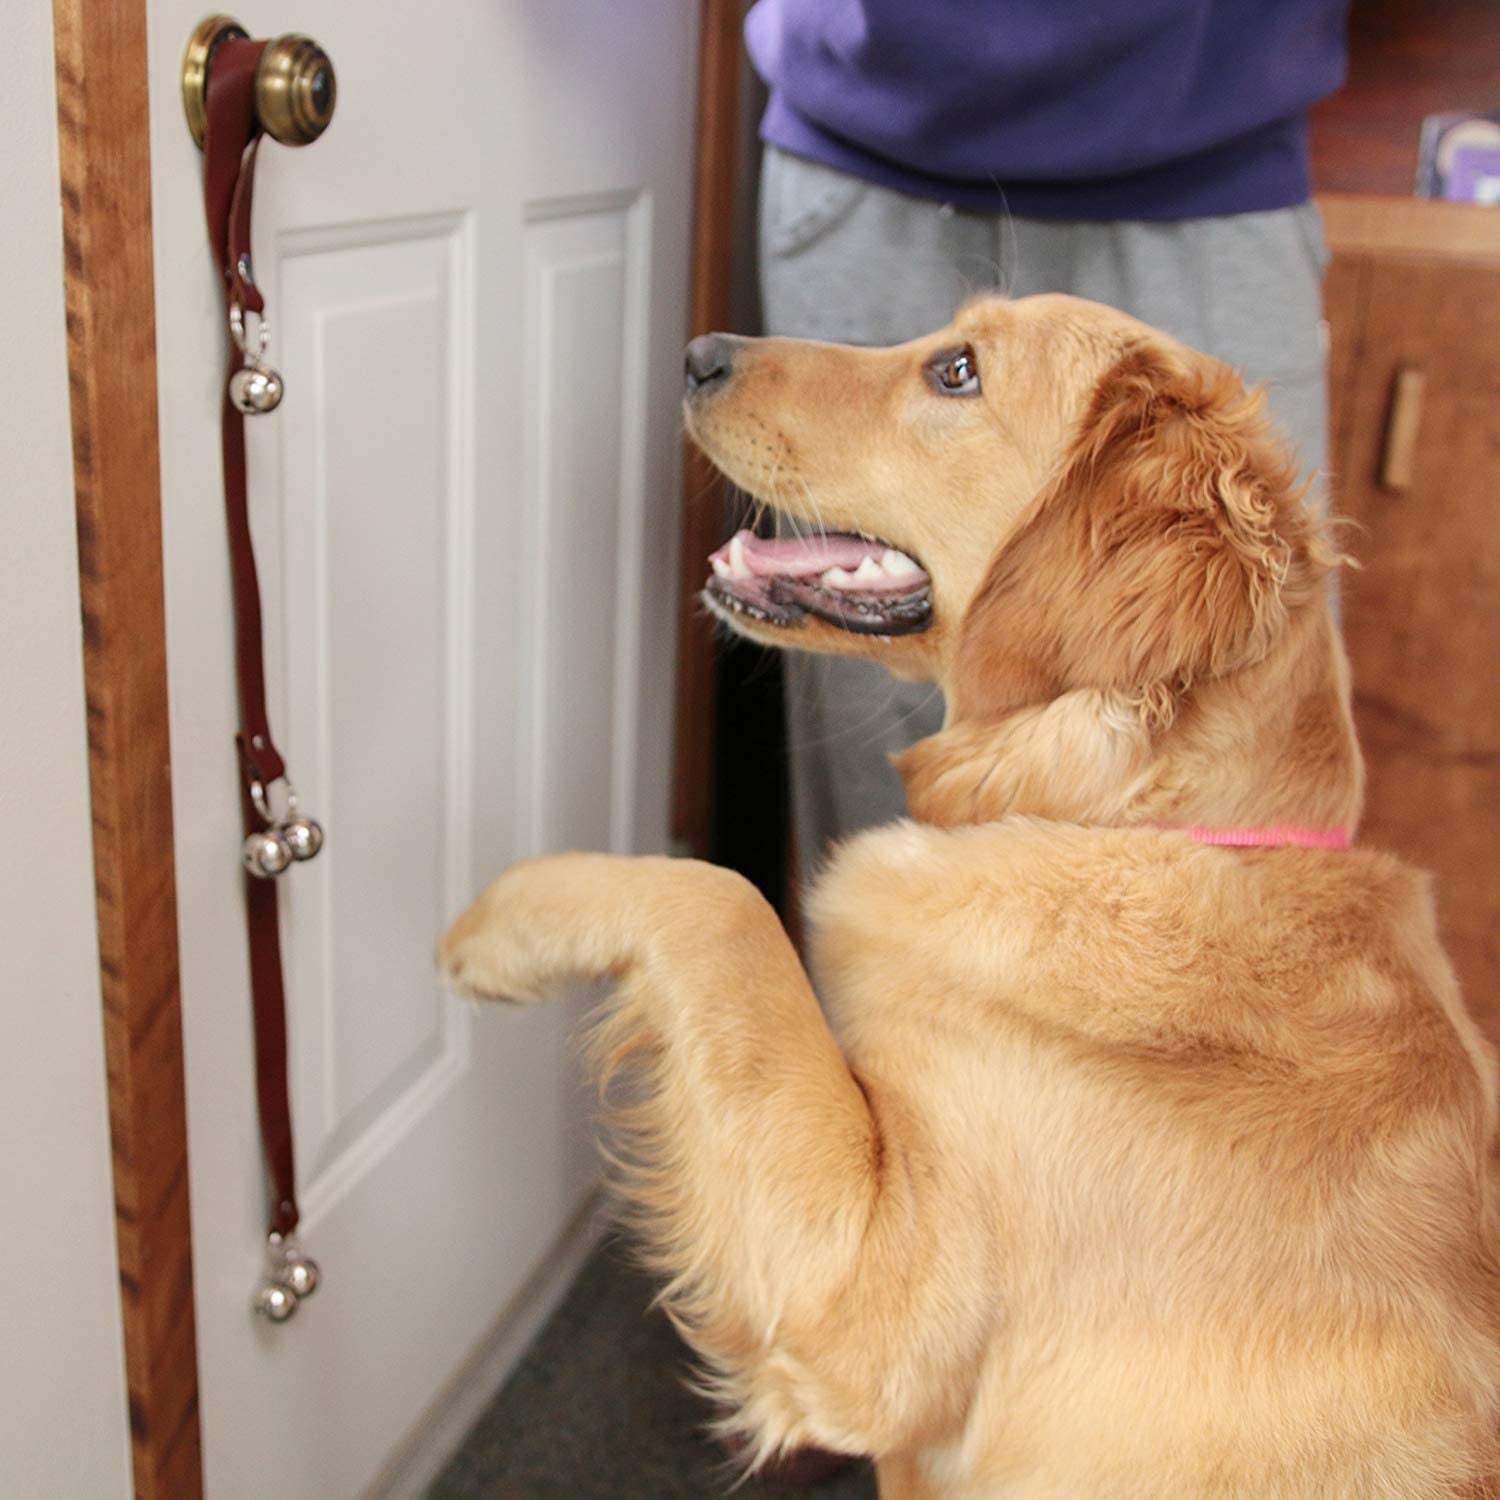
[440,296,1500,1497]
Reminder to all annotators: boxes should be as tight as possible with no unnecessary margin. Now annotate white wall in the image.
[0,8,134,1498]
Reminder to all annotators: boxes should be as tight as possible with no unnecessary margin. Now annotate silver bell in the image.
[254,1280,298,1322]
[280,813,324,863]
[242,828,292,878]
[278,1251,321,1299]
[228,360,284,415]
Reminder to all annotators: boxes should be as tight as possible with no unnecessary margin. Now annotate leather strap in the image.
[203,40,266,316]
[203,37,299,1237]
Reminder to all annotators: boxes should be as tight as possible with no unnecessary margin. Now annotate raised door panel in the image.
[257,216,475,1211]
[520,193,653,856]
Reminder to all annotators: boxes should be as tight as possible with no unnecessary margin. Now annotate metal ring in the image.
[228,303,271,360]
[249,777,298,825]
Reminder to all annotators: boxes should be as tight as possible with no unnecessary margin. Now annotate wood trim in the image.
[52,5,204,1497]
[671,0,744,857]
[1319,192,1500,266]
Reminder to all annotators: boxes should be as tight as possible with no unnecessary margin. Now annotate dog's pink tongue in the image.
[709,529,880,579]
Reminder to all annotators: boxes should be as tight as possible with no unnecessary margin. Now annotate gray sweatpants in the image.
[757,145,1333,881]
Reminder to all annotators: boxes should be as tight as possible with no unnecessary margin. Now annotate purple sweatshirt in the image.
[746,1,1349,220]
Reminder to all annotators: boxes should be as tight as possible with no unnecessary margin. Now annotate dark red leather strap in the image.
[204,39,282,788]
[203,38,299,1237]
[240,822,298,1235]
[203,40,266,314]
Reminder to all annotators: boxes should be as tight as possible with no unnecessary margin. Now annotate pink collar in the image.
[1177,824,1352,850]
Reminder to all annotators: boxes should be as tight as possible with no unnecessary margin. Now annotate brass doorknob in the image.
[182,14,337,149]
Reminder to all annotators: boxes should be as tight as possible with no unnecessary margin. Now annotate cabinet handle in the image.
[1379,365,1426,493]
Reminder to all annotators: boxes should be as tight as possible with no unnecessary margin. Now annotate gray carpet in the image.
[427,1240,878,1500]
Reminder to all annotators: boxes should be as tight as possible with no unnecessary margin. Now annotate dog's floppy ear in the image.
[951,343,1329,720]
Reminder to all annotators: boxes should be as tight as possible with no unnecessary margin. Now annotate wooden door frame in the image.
[52,3,737,1495]
[672,0,744,858]
[52,3,203,1497]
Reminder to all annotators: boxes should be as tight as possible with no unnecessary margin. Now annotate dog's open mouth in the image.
[705,529,933,635]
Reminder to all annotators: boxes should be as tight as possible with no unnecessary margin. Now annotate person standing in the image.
[747,0,1349,883]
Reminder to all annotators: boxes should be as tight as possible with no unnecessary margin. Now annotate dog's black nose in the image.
[684,333,734,394]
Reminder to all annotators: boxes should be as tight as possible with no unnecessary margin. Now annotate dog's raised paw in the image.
[436,856,607,1004]
[435,898,544,1005]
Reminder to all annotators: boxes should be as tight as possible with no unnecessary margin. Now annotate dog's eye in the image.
[931,347,980,397]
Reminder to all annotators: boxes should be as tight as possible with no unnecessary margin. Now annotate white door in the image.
[146,5,697,1495]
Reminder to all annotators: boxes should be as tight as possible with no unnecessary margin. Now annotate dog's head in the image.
[685,295,1332,723]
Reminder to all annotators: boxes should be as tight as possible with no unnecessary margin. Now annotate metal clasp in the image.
[228,300,271,361]
[249,774,297,826]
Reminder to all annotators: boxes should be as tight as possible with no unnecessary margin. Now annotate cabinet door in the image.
[1327,254,1500,1048]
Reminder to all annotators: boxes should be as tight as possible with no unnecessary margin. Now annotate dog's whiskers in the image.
[786,665,943,756]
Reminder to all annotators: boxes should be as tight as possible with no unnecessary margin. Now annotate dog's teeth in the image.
[727,534,753,579]
[711,556,731,578]
[823,566,854,588]
[853,557,884,583]
[881,548,921,577]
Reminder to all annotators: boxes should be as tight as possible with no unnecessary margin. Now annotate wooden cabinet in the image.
[1321,194,1500,1050]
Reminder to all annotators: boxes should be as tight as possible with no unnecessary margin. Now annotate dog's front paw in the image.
[436,854,607,1004]
[436,865,555,1004]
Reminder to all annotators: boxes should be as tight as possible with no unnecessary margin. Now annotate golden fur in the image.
[441,296,1500,1497]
